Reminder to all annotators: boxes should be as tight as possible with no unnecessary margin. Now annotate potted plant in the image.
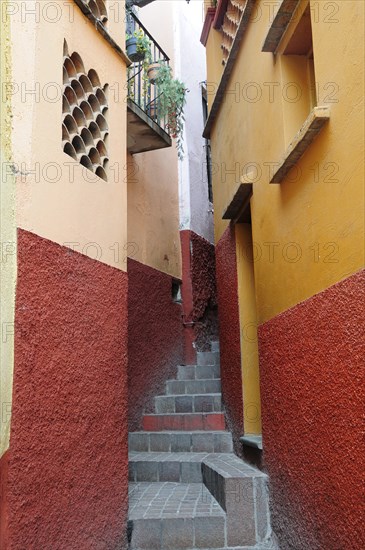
[147,61,162,84]
[152,63,187,159]
[126,28,151,63]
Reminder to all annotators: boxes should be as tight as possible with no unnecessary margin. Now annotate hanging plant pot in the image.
[147,62,163,84]
[126,38,145,63]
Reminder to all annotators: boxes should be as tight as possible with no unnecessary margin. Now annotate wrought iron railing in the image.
[126,11,170,135]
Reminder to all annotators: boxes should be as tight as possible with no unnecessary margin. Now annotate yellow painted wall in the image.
[207,0,365,324]
[13,0,128,271]
[127,2,182,278]
[0,1,16,457]
[206,24,224,105]
[236,224,261,435]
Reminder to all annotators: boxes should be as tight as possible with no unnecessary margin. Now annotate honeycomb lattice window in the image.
[221,0,246,65]
[62,41,109,182]
[85,0,108,24]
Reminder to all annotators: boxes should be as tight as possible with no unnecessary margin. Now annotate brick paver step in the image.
[128,431,233,453]
[142,412,226,432]
[176,363,220,380]
[129,451,211,483]
[154,393,222,414]
[166,378,221,395]
[128,482,226,549]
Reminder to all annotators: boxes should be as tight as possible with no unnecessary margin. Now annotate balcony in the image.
[126,12,172,154]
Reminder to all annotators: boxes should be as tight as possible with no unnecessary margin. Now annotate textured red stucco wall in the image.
[180,230,218,360]
[0,450,9,549]
[215,225,243,451]
[128,258,184,431]
[258,269,365,550]
[9,229,129,550]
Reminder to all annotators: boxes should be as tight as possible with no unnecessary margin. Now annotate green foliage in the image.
[126,29,152,101]
[153,63,187,160]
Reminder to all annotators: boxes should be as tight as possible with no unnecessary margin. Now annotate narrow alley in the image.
[1,1,364,549]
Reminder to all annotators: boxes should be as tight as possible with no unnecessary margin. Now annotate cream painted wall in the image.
[12,0,128,271]
[173,0,214,243]
[127,1,182,278]
[127,150,181,276]
[127,1,213,278]
[207,0,365,323]
[0,2,16,457]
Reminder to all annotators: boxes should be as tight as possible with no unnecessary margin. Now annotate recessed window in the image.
[62,40,109,182]
[280,3,317,144]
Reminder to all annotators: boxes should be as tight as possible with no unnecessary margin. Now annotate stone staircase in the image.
[128,342,276,549]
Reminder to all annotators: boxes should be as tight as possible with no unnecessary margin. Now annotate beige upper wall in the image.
[0,1,16,457]
[12,0,128,271]
[207,0,365,322]
[127,1,182,278]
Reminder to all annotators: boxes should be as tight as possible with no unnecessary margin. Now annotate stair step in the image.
[154,393,222,414]
[128,431,233,453]
[197,351,220,366]
[177,363,220,380]
[166,378,221,395]
[202,454,270,547]
[211,340,220,352]
[128,482,226,549]
[129,452,210,483]
[142,412,226,431]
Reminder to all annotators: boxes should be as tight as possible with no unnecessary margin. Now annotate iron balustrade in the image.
[127,11,170,135]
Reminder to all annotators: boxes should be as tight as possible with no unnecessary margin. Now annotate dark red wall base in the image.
[215,225,243,453]
[0,449,9,549]
[128,258,184,431]
[10,229,129,550]
[180,230,218,363]
[259,269,365,550]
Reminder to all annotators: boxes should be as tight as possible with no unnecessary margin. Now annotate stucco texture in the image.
[9,230,129,550]
[0,450,9,549]
[181,230,218,355]
[128,258,184,430]
[215,225,243,451]
[258,269,365,550]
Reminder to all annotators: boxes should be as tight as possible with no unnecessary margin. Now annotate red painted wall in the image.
[215,225,243,451]
[0,450,9,549]
[258,269,365,549]
[128,258,184,431]
[9,229,129,550]
[180,230,218,362]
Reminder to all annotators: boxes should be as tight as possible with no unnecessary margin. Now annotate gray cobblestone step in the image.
[202,454,271,548]
[211,341,220,352]
[128,481,275,549]
[166,378,221,395]
[176,364,220,380]
[129,452,210,483]
[154,393,222,414]
[128,431,233,453]
[128,482,226,549]
[197,351,220,366]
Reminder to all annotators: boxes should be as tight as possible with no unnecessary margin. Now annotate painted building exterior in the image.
[1,0,212,548]
[127,0,215,430]
[201,0,365,548]
[1,1,130,547]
